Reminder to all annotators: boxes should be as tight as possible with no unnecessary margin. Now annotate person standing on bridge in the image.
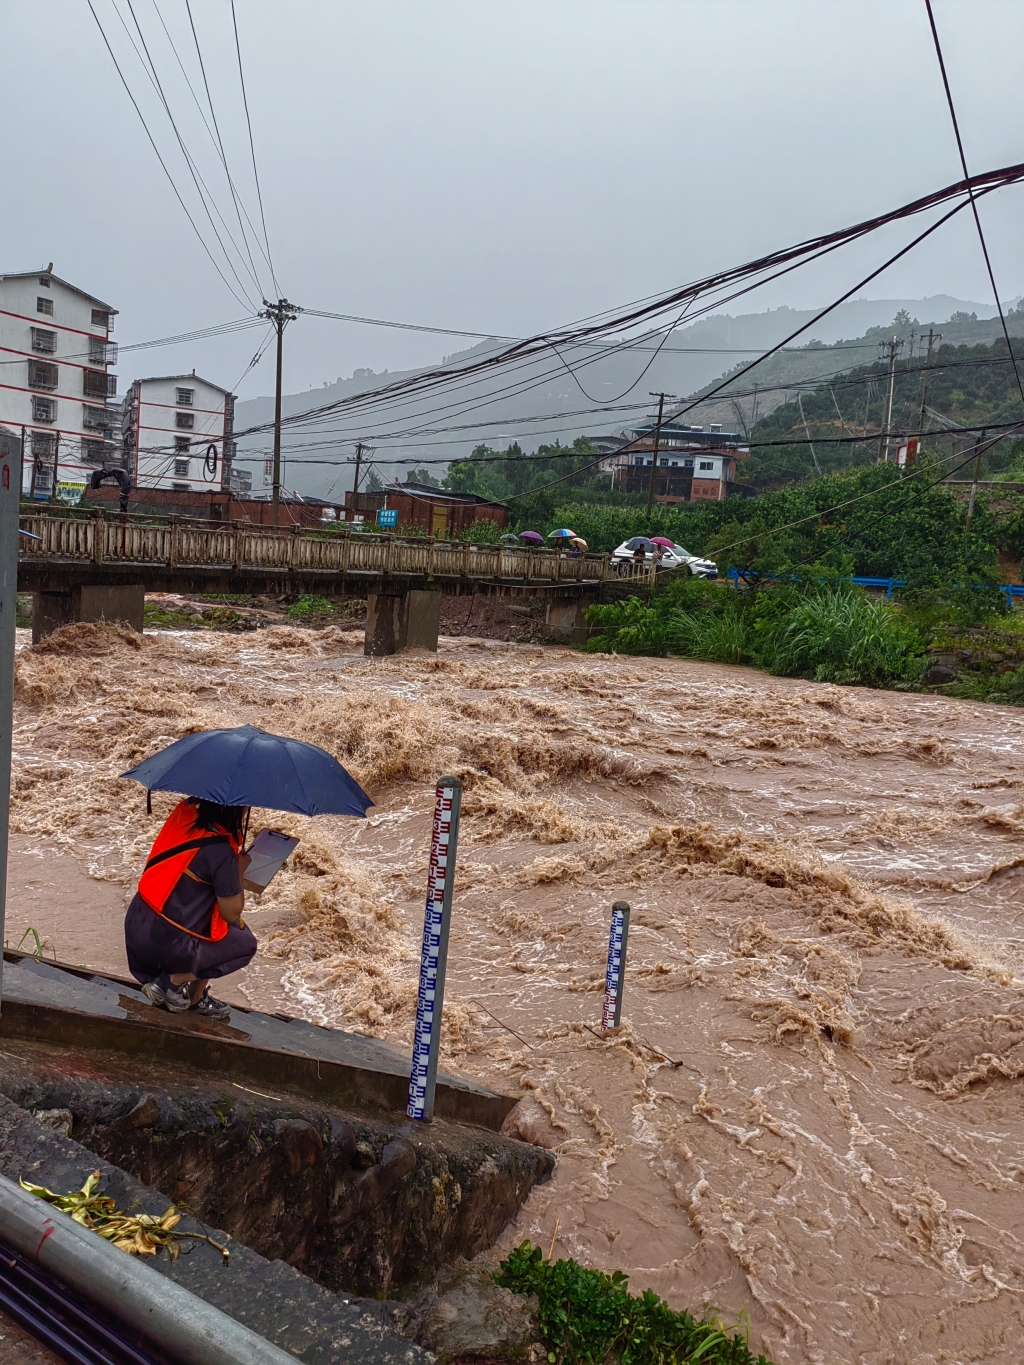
[124,798,257,1021]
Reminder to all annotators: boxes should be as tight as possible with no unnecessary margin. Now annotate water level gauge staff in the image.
[121,723,374,1023]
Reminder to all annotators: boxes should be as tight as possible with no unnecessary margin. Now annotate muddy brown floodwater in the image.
[8,621,1024,1363]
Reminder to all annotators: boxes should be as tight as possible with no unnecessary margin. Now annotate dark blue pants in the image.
[124,894,257,985]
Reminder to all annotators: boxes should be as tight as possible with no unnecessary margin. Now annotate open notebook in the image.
[242,828,299,894]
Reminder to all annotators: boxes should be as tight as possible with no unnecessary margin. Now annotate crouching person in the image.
[125,798,257,1021]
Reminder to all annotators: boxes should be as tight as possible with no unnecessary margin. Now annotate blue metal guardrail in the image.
[726,568,1024,607]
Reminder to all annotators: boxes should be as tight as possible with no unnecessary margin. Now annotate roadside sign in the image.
[56,481,86,506]
[896,438,919,468]
[377,508,398,527]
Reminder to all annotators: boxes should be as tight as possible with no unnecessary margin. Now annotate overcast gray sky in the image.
[5,0,1023,402]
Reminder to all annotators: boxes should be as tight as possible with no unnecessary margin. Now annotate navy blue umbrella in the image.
[122,725,373,818]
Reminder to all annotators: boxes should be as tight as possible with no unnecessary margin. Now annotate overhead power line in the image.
[231,0,279,297]
[924,0,1024,412]
[235,161,1024,442]
[117,0,261,307]
[86,0,254,312]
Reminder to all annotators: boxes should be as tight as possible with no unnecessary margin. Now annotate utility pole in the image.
[796,392,822,475]
[918,328,940,436]
[352,442,366,498]
[877,335,903,462]
[645,391,675,519]
[259,298,301,526]
[965,430,986,533]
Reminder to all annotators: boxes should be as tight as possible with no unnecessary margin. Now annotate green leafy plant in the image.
[495,1241,771,1365]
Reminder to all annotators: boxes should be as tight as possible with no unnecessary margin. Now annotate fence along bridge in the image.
[18,510,621,653]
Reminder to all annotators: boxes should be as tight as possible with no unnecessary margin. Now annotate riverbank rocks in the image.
[391,1262,541,1363]
[0,1054,553,1297]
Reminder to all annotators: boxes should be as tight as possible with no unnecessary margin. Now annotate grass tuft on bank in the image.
[496,1242,771,1365]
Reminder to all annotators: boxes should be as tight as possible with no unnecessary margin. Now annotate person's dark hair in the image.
[189,799,248,840]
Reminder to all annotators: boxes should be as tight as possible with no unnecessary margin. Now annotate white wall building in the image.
[0,265,118,499]
[122,373,236,492]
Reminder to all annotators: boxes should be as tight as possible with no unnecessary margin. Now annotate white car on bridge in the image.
[610,538,717,578]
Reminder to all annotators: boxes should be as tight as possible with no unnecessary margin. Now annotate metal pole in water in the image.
[408,775,462,1122]
[601,900,631,1031]
[0,428,22,1013]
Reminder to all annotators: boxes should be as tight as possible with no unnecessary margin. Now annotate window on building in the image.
[684,458,694,467]
[174,459,190,476]
[33,463,53,496]
[698,460,714,472]
[171,482,191,491]
[31,328,56,354]
[91,309,109,328]
[88,337,107,365]
[39,276,50,288]
[81,440,110,464]
[174,436,191,454]
[36,296,54,316]
[28,360,58,391]
[31,431,56,459]
[32,396,56,423]
[175,412,194,429]
[176,387,194,406]
[670,461,679,467]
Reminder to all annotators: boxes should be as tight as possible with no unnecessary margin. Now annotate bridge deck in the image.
[18,510,615,594]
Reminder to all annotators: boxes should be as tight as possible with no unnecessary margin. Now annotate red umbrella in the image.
[650,536,675,548]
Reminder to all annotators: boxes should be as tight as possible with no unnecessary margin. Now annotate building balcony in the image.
[88,339,118,366]
[83,370,117,401]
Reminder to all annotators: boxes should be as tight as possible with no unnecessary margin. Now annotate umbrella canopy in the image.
[624,536,655,550]
[569,537,588,550]
[122,725,373,818]
[650,536,676,548]
[499,533,520,544]
[547,528,578,539]
[518,530,544,543]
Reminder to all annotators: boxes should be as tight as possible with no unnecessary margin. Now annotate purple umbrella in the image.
[518,531,543,543]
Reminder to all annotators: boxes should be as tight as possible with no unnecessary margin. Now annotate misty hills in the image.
[232,294,1013,499]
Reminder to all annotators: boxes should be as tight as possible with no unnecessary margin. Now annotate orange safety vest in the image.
[138,800,240,943]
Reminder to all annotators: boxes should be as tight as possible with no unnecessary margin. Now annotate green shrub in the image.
[456,519,505,544]
[767,585,924,686]
[495,1241,771,1365]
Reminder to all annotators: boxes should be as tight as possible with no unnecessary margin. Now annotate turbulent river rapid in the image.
[9,620,1024,1363]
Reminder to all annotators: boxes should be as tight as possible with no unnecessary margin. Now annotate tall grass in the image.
[585,583,924,690]
[767,586,924,686]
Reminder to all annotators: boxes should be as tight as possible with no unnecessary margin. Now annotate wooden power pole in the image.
[260,298,300,525]
[918,328,941,436]
[877,335,903,463]
[645,391,675,519]
[965,431,986,532]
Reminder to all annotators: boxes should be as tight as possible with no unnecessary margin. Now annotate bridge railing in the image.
[17,510,612,583]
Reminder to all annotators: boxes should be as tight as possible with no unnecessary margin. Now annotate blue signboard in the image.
[377,508,398,527]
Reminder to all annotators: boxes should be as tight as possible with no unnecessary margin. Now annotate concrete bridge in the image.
[18,508,640,652]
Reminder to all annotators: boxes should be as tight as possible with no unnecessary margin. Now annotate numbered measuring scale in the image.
[407,777,462,1122]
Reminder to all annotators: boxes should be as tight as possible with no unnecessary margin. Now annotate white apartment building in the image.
[0,265,118,499]
[122,373,236,492]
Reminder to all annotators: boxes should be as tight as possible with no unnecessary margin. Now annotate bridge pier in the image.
[364,588,441,656]
[544,592,598,645]
[32,584,145,644]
